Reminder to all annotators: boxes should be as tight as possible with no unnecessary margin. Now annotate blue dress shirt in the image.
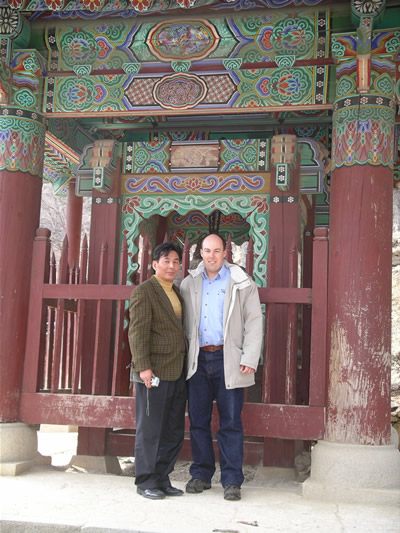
[199,264,230,347]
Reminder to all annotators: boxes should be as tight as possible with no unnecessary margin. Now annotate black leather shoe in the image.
[137,487,166,500]
[160,486,184,496]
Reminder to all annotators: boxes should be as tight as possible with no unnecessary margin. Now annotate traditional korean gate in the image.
[19,225,328,465]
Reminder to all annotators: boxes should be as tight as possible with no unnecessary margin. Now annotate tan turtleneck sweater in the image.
[154,276,182,320]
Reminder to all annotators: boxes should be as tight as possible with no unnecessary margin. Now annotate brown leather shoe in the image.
[185,478,211,493]
[224,485,241,501]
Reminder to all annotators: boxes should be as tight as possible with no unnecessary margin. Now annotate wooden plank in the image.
[43,284,134,300]
[22,229,52,393]
[309,228,329,406]
[139,235,151,284]
[258,288,311,304]
[285,249,298,405]
[262,245,275,404]
[105,432,264,465]
[51,238,69,393]
[181,234,190,280]
[112,236,130,396]
[92,242,108,395]
[45,299,78,312]
[72,236,88,394]
[42,284,311,304]
[19,393,325,440]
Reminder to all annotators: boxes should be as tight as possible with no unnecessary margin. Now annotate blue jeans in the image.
[187,349,244,487]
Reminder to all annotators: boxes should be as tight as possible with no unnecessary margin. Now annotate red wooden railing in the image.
[19,227,328,443]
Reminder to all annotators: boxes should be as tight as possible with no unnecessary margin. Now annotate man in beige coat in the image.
[180,233,262,501]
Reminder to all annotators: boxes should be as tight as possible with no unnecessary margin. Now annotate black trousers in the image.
[134,373,186,490]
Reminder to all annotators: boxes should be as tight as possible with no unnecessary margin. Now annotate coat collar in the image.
[188,260,249,285]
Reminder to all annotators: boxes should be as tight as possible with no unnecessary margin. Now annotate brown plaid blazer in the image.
[128,276,186,381]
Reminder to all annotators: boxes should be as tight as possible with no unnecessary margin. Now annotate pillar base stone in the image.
[302,439,400,506]
[69,455,122,475]
[0,422,51,476]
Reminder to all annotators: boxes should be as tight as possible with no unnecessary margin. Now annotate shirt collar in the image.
[202,263,229,282]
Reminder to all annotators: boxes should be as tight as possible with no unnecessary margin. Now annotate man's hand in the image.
[240,365,255,374]
[140,369,154,388]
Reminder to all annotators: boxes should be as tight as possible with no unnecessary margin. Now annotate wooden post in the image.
[225,234,232,263]
[139,234,151,284]
[51,236,68,393]
[21,229,51,394]
[66,179,83,268]
[78,151,121,457]
[245,237,254,277]
[297,197,315,405]
[92,242,109,395]
[263,135,301,467]
[156,215,168,245]
[309,227,328,407]
[181,234,190,280]
[72,235,88,394]
[111,236,129,396]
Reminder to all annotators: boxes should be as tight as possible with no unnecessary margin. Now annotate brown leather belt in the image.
[200,344,223,352]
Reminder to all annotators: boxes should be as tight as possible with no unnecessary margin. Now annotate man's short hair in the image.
[153,241,182,262]
[200,233,226,250]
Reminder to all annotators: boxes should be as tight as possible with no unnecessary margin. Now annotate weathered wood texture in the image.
[326,166,392,446]
[19,393,325,441]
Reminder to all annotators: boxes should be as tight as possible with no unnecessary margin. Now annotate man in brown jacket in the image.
[129,242,186,500]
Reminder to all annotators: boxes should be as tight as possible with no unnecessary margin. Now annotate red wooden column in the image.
[66,179,83,268]
[0,169,43,421]
[0,105,46,473]
[0,30,47,425]
[264,134,302,467]
[304,42,400,501]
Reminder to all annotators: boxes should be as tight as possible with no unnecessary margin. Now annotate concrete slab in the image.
[0,431,399,533]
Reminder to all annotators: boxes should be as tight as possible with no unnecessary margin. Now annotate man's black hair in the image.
[152,241,182,262]
[200,233,226,250]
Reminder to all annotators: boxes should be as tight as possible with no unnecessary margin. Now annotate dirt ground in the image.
[119,458,258,484]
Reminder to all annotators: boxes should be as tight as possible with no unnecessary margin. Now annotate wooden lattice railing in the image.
[20,227,328,441]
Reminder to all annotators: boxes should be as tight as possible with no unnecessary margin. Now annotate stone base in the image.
[69,455,122,475]
[0,454,51,476]
[40,424,78,433]
[0,422,51,476]
[302,439,400,505]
